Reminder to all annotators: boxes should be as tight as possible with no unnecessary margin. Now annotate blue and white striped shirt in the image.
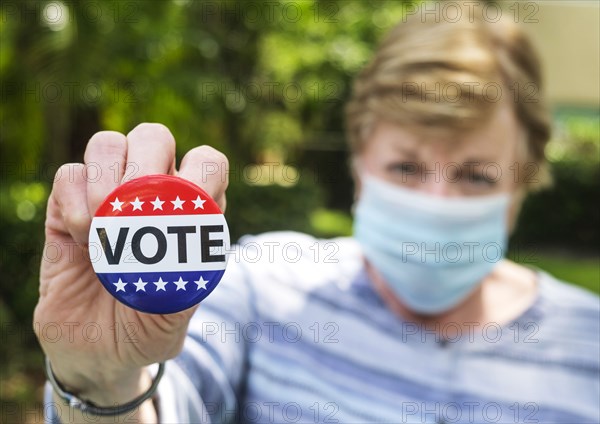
[46,232,600,423]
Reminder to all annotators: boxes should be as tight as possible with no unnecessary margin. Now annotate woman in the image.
[37,5,599,424]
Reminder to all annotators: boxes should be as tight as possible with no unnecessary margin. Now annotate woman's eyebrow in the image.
[460,157,498,166]
[392,145,418,158]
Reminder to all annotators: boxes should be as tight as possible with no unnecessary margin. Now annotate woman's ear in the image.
[350,156,362,202]
[507,185,527,235]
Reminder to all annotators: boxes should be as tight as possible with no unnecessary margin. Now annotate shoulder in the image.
[533,270,600,363]
[538,269,600,314]
[201,232,365,326]
[234,231,361,271]
[224,231,366,321]
[232,231,363,290]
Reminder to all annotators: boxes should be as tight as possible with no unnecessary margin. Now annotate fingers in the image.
[125,123,176,181]
[178,146,229,211]
[52,125,227,247]
[50,164,92,245]
[84,131,127,215]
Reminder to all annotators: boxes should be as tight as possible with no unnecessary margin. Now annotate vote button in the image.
[89,175,230,314]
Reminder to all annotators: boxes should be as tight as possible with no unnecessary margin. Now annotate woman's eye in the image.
[388,162,418,174]
[467,173,497,186]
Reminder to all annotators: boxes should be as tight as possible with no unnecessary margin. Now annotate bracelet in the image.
[45,356,165,416]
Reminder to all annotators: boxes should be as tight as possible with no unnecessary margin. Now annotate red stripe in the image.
[94,174,222,216]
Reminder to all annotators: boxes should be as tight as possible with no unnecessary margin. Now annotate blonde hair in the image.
[345,4,552,191]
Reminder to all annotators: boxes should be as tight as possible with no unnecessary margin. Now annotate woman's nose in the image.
[419,166,459,197]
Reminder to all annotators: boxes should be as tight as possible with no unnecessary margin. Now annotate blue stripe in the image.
[254,319,442,402]
[97,270,224,314]
[247,363,386,422]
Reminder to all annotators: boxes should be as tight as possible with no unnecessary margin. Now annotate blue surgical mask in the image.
[353,174,510,315]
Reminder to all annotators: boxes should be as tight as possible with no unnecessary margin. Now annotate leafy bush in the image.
[0,183,47,324]
[510,111,599,252]
[225,170,325,242]
[511,160,599,251]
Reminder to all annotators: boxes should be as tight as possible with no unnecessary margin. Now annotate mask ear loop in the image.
[349,156,365,216]
[506,125,530,234]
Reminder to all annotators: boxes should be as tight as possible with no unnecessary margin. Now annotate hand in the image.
[34,123,228,406]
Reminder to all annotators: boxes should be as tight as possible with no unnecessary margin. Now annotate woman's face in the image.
[359,102,526,198]
[357,102,528,231]
[357,102,529,232]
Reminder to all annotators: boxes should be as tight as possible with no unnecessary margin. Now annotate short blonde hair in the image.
[345,4,552,191]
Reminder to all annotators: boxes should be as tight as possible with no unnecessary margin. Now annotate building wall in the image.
[516,1,599,108]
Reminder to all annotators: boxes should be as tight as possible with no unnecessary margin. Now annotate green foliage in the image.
[511,160,599,249]
[226,170,325,241]
[0,183,47,323]
[0,0,598,409]
[511,112,600,251]
[508,250,600,295]
[0,0,412,170]
[1,3,411,395]
[546,109,600,164]
[310,208,353,238]
[0,182,47,410]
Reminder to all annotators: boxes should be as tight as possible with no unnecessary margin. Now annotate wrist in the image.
[46,357,164,416]
[48,357,150,407]
[76,367,150,407]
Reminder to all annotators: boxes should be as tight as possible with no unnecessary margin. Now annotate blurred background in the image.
[0,0,598,420]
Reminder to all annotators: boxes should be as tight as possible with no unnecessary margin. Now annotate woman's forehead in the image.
[366,103,524,162]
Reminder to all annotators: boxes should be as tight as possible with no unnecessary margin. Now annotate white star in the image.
[113,278,127,292]
[154,277,168,291]
[133,277,148,292]
[174,277,188,291]
[151,196,165,210]
[171,196,185,210]
[194,276,209,290]
[130,197,144,211]
[192,195,206,210]
[110,197,125,211]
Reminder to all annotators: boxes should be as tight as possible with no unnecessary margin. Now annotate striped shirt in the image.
[46,232,600,423]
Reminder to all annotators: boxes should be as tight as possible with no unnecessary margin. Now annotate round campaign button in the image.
[89,175,230,314]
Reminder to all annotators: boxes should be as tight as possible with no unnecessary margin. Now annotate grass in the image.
[510,250,600,295]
